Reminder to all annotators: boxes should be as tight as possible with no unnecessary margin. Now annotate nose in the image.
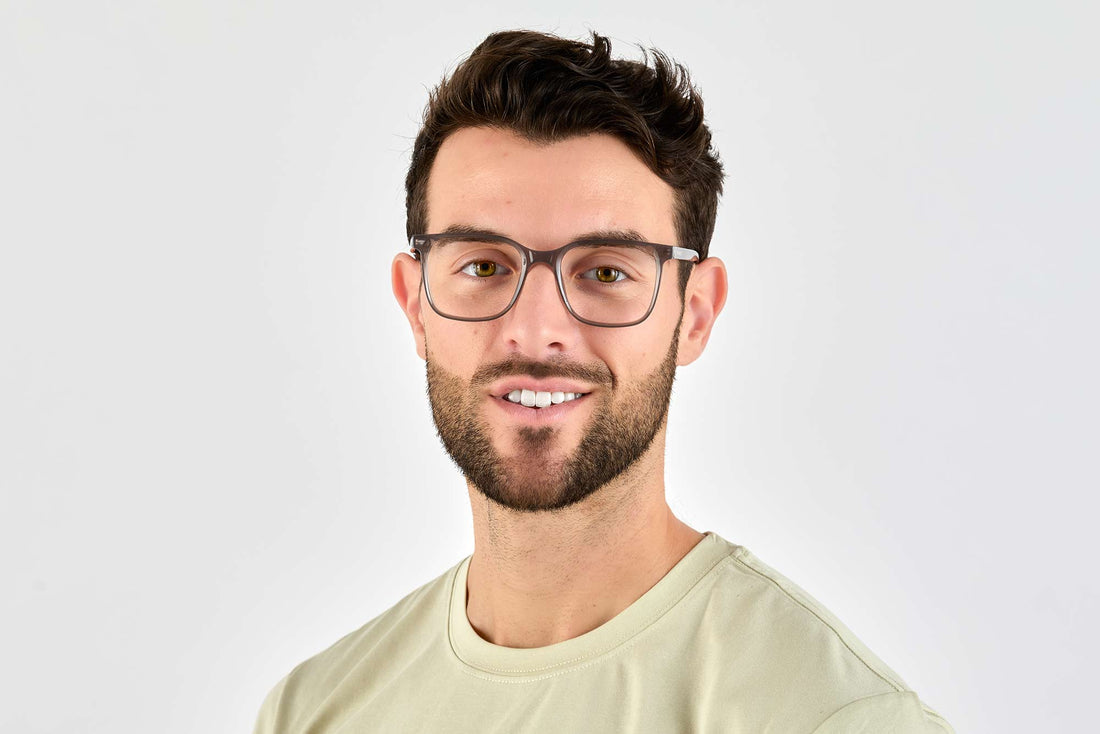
[498,262,579,358]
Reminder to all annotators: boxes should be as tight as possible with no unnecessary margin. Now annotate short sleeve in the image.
[811,691,955,734]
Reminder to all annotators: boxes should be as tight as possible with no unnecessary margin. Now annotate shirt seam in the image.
[730,551,907,693]
[811,691,953,733]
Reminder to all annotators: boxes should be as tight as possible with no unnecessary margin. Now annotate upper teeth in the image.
[505,389,584,408]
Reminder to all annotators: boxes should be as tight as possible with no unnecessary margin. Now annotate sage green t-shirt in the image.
[253,532,953,733]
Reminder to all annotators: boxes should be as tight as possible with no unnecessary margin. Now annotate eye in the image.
[460,260,510,277]
[581,266,627,283]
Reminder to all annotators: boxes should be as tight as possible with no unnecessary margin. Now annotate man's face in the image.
[404,128,689,512]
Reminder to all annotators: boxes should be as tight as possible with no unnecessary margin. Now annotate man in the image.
[254,30,953,733]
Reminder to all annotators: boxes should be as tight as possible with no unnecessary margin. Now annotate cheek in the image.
[594,312,680,383]
[589,332,651,381]
[424,319,494,370]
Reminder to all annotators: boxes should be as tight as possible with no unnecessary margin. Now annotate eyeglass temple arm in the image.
[670,246,700,263]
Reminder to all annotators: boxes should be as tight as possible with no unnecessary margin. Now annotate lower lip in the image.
[490,394,590,424]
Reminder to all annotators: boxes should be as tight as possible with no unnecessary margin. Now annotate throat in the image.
[465,486,701,648]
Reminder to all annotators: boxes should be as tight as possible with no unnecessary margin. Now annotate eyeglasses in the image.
[409,232,699,327]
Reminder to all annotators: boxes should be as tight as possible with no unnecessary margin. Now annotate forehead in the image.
[425,127,677,247]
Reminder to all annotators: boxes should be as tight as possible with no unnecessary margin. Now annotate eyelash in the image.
[459,260,513,277]
[579,267,628,283]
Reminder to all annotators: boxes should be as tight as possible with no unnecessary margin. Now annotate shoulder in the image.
[252,558,464,734]
[693,538,952,731]
[716,545,912,691]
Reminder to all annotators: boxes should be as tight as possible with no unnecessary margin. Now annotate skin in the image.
[392,127,727,648]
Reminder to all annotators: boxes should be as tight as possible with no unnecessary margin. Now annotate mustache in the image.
[471,357,612,387]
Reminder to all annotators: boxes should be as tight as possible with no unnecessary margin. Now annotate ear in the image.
[392,252,427,360]
[677,256,728,367]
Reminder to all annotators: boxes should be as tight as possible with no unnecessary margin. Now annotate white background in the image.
[2,1,1096,732]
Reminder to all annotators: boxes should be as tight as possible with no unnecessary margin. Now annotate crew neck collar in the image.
[447,531,736,679]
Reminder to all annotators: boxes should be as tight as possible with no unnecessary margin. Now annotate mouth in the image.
[500,389,589,409]
[488,376,595,409]
[490,389,591,427]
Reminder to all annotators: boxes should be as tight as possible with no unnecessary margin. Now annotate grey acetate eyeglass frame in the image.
[409,233,700,328]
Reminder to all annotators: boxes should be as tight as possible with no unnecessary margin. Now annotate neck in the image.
[463,432,704,648]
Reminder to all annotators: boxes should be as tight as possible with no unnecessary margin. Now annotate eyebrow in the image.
[438,224,651,243]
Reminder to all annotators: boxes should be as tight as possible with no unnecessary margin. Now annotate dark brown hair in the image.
[405,30,724,292]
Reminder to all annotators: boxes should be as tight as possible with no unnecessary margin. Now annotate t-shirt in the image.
[253,532,954,733]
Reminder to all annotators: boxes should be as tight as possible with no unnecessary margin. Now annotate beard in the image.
[425,330,679,513]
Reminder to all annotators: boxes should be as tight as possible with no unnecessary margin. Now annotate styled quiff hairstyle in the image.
[405,30,724,290]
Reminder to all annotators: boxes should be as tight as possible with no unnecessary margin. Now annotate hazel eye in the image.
[461,260,505,277]
[582,266,626,283]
